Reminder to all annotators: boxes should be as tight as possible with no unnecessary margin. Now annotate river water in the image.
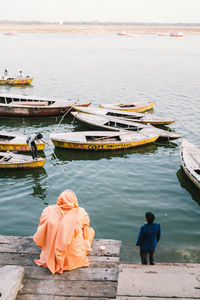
[0,33,199,263]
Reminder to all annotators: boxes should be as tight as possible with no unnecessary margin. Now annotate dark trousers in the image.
[140,248,155,265]
[30,141,38,159]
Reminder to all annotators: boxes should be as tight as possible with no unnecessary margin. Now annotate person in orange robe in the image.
[33,189,95,274]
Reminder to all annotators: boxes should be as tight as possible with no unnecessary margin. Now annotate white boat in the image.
[74,106,175,125]
[180,139,200,189]
[71,112,180,140]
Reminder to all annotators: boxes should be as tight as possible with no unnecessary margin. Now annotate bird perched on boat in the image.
[26,133,43,160]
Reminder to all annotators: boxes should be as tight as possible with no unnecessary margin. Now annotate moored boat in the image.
[180,138,200,189]
[0,93,91,117]
[0,151,45,169]
[117,31,127,36]
[99,101,155,112]
[169,32,183,37]
[50,130,159,151]
[0,131,45,152]
[74,106,175,125]
[71,112,180,140]
[0,77,33,85]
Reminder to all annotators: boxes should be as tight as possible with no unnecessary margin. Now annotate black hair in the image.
[36,133,43,139]
[145,211,155,224]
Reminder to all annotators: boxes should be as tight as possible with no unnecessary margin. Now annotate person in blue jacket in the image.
[136,211,161,265]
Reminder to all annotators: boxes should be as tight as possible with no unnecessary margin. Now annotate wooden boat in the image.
[0,131,45,152]
[0,93,91,117]
[50,130,159,151]
[180,139,200,189]
[0,77,33,85]
[74,106,175,125]
[169,32,183,37]
[71,112,180,140]
[0,152,45,169]
[117,31,127,36]
[99,101,155,112]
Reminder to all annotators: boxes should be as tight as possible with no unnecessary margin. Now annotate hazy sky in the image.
[1,0,200,23]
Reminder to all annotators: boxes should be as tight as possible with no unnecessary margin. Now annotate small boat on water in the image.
[117,31,127,36]
[0,77,33,85]
[74,106,175,125]
[169,32,183,37]
[0,151,45,169]
[50,130,159,151]
[0,131,45,152]
[71,112,180,140]
[99,101,155,112]
[180,139,200,189]
[0,93,91,117]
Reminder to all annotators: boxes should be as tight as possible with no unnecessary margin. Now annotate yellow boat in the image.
[99,101,155,112]
[0,77,33,85]
[50,130,159,151]
[0,131,45,152]
[0,152,45,169]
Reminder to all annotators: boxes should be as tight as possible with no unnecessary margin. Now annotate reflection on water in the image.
[52,143,158,162]
[177,167,200,206]
[0,168,48,201]
[0,115,72,128]
[0,84,34,93]
[30,169,48,201]
[0,165,46,178]
[120,242,200,263]
[153,140,178,149]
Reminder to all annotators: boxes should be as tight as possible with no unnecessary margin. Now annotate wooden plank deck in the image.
[0,235,121,299]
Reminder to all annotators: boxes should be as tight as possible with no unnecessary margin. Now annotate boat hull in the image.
[180,139,200,189]
[51,136,158,151]
[0,159,45,169]
[0,143,45,152]
[0,78,33,85]
[99,102,155,112]
[0,105,71,117]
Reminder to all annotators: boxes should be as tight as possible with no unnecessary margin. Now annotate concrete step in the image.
[117,263,200,299]
[0,265,24,300]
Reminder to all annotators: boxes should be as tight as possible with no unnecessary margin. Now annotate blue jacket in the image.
[136,222,161,250]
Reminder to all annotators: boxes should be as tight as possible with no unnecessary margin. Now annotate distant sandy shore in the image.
[0,24,200,35]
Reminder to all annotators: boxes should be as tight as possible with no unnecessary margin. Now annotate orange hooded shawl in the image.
[33,190,95,274]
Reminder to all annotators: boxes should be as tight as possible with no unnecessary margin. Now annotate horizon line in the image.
[0,20,200,26]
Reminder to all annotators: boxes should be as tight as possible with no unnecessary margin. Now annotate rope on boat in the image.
[45,100,80,178]
[48,142,68,177]
[54,99,79,133]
